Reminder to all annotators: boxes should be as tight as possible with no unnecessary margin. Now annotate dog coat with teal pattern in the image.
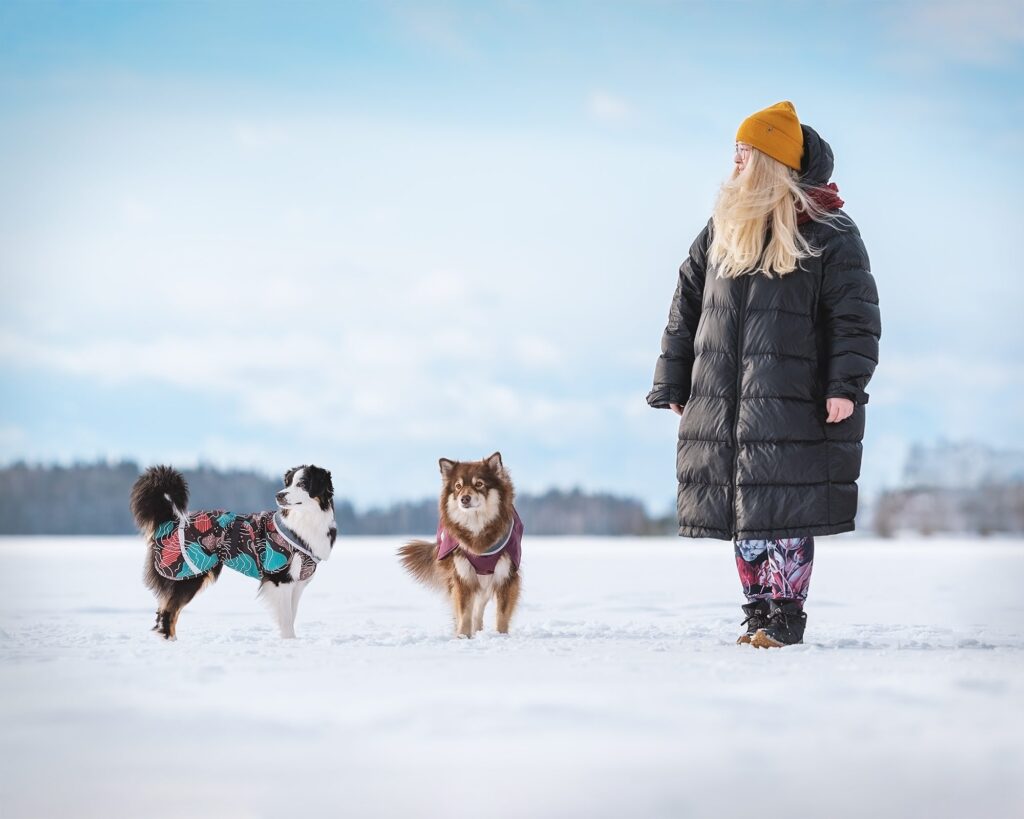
[152,510,318,581]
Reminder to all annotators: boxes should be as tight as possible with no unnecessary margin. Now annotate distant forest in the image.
[4,447,1023,538]
[0,462,674,536]
[873,485,1024,538]
[871,442,1024,537]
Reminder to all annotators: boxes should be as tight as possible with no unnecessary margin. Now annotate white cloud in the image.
[890,0,1024,67]
[233,121,291,151]
[2,95,1021,506]
[0,324,613,450]
[392,5,478,60]
[513,336,564,369]
[119,195,157,226]
[871,353,1022,408]
[0,425,26,450]
[587,90,632,123]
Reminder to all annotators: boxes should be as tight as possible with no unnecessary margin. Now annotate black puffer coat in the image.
[647,125,880,541]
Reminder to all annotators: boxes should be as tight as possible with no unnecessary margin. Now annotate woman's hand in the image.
[669,403,685,416]
[825,397,855,423]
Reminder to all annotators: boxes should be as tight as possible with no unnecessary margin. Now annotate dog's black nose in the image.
[460,495,472,507]
[276,491,287,504]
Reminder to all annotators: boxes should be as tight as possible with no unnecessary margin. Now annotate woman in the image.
[647,101,880,648]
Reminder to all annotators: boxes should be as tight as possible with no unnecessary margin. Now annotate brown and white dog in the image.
[399,452,523,638]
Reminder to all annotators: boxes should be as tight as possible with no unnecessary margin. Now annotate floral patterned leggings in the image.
[734,537,814,606]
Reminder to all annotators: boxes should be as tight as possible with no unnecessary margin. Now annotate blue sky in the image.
[1,0,1022,511]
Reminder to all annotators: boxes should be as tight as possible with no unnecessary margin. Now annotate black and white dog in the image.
[130,464,336,640]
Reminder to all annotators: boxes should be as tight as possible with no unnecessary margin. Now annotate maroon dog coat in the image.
[436,509,524,575]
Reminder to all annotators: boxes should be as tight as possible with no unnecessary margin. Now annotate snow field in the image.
[0,536,1021,818]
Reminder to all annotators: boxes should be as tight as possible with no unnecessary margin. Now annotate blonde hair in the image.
[709,147,833,279]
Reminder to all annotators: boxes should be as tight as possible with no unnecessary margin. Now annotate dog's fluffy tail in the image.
[398,539,446,592]
[130,465,189,534]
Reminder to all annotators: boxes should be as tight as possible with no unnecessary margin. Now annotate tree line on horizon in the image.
[3,456,1022,538]
[0,461,674,536]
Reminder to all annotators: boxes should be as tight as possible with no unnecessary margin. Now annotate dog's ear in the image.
[439,458,456,478]
[485,452,503,474]
[304,466,334,508]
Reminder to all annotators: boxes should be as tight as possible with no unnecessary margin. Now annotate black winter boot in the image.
[751,599,807,648]
[736,600,771,645]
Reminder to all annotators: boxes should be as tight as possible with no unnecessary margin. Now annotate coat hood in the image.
[799,124,834,186]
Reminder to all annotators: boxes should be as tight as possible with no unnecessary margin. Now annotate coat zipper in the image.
[731,273,752,540]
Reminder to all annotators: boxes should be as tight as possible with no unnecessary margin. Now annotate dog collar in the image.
[272,512,321,564]
[477,520,516,557]
[170,502,204,575]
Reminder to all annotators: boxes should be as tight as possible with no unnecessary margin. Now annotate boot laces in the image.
[770,606,791,630]
[769,603,804,633]
[741,605,768,628]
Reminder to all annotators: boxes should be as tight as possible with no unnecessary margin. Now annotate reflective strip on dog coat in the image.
[152,510,317,581]
[436,508,523,575]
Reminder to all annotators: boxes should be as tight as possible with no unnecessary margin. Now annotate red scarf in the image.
[797,182,844,224]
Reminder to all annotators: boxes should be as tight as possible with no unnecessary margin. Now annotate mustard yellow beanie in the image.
[736,101,804,171]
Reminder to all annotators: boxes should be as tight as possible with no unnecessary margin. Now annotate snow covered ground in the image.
[1,535,1022,819]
